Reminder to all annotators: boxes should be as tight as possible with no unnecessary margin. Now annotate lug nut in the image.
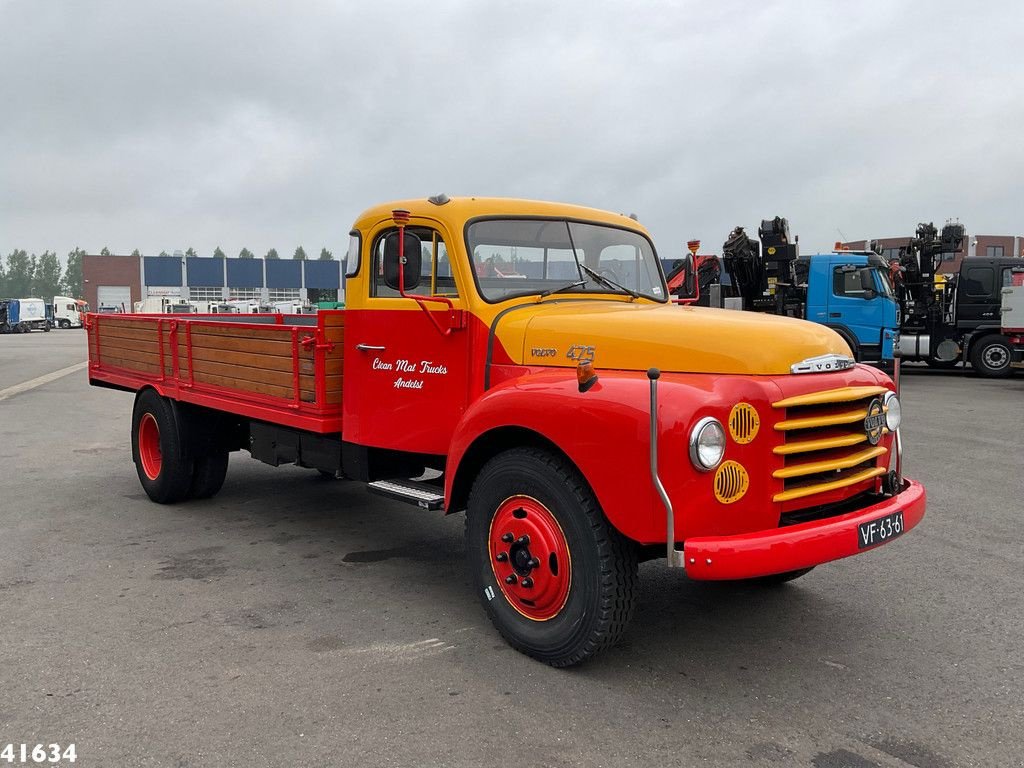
[521,577,534,588]
[501,532,514,543]
[528,557,540,569]
[505,574,518,585]
[517,535,530,546]
[495,552,508,562]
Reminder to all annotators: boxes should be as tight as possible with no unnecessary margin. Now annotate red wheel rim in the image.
[138,413,162,480]
[488,495,571,621]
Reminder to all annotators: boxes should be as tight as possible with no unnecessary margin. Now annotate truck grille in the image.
[771,386,889,504]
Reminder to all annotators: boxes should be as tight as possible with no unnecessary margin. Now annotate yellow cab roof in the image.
[351,196,652,236]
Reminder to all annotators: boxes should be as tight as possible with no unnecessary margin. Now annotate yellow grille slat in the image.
[772,446,887,479]
[773,433,867,455]
[771,386,888,410]
[773,467,887,503]
[775,407,868,431]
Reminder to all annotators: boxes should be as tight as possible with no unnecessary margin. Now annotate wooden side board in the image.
[89,315,344,406]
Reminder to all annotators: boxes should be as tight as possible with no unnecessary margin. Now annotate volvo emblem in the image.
[863,397,886,445]
[790,353,856,374]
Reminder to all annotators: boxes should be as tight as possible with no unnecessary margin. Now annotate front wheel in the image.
[465,447,638,667]
[131,389,194,503]
[59,319,71,329]
[970,335,1013,378]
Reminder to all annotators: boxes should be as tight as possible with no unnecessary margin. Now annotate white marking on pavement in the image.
[0,361,88,402]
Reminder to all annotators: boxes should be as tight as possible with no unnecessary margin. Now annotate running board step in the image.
[367,479,445,511]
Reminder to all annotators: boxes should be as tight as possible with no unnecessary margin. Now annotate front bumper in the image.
[682,478,926,580]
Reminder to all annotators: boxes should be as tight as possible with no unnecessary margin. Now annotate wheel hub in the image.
[138,413,163,481]
[489,496,571,621]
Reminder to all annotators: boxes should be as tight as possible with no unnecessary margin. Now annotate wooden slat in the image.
[95,325,164,343]
[189,370,314,402]
[96,338,163,358]
[181,333,303,358]
[181,344,297,373]
[189,358,299,390]
[188,324,299,343]
[320,311,345,328]
[324,328,345,343]
[96,354,163,375]
[91,317,163,332]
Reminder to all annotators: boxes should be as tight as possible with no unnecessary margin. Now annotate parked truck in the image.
[884,221,1023,377]
[683,219,899,371]
[1001,270,1024,367]
[52,296,89,329]
[86,196,926,666]
[0,298,52,332]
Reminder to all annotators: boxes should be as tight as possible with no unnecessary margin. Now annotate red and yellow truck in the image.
[87,196,926,666]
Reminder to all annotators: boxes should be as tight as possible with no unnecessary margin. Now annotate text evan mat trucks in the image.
[86,197,926,666]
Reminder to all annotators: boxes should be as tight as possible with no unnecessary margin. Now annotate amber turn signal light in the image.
[577,361,598,393]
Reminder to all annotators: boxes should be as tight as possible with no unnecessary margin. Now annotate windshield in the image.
[874,267,895,298]
[466,218,666,302]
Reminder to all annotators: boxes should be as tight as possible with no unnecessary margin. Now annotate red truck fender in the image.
[445,369,665,543]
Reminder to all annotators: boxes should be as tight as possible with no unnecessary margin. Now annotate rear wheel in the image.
[465,447,638,667]
[59,319,71,329]
[132,389,194,504]
[190,452,229,499]
[970,335,1013,378]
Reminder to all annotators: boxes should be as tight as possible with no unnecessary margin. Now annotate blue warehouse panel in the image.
[186,257,225,287]
[303,260,341,289]
[143,256,183,286]
[226,258,264,288]
[265,259,302,289]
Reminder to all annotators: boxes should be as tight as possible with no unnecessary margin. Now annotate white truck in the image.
[52,296,88,328]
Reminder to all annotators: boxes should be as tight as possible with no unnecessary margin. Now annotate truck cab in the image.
[803,252,899,366]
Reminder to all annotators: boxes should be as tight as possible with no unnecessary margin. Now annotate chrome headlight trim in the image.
[883,391,902,431]
[689,417,726,472]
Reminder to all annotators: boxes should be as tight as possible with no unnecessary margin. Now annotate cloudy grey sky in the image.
[2,0,1022,261]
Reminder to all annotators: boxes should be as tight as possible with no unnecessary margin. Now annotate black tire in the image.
[190,451,229,499]
[43,322,51,332]
[131,389,194,504]
[59,319,71,329]
[465,447,638,667]
[830,327,860,362]
[970,335,1013,378]
[925,357,959,370]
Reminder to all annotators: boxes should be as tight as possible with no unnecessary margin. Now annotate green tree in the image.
[318,247,333,261]
[62,248,85,298]
[0,257,6,296]
[130,249,142,258]
[185,247,197,258]
[293,246,307,261]
[238,248,255,259]
[32,251,63,299]
[213,247,226,259]
[4,249,34,297]
[265,248,280,260]
[100,247,111,257]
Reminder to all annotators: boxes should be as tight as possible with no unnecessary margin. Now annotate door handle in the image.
[355,343,386,351]
[829,312,842,318]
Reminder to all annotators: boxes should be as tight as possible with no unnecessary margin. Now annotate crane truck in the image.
[674,219,899,371]
[86,196,925,666]
[882,222,1023,377]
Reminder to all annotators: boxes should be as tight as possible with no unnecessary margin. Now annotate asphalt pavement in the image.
[1,332,1022,768]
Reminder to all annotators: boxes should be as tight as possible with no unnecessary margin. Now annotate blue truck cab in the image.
[802,251,899,366]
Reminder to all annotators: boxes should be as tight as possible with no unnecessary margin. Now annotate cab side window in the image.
[372,226,459,299]
[962,267,993,297]
[833,267,871,298]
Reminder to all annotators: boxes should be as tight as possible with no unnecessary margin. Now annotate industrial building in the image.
[82,253,345,312]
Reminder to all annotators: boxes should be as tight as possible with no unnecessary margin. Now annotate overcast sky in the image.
[2,0,1022,262]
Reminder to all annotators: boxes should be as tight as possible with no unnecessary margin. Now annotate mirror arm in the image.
[393,209,464,336]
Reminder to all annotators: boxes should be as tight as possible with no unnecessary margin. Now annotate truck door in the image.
[956,263,1001,330]
[825,262,886,358]
[343,221,469,457]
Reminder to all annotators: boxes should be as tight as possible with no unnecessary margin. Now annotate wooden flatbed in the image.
[87,311,344,433]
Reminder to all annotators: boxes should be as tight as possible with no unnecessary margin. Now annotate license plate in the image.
[857,511,905,549]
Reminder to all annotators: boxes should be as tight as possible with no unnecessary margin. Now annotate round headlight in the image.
[883,392,901,431]
[689,417,726,471]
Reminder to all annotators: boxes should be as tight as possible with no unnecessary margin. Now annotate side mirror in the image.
[383,231,423,292]
[674,252,698,300]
